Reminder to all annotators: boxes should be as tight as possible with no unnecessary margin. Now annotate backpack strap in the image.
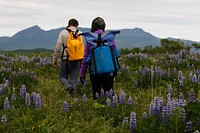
[61,29,73,60]
[67,29,79,39]
[97,33,101,47]
[61,43,66,59]
[61,29,72,59]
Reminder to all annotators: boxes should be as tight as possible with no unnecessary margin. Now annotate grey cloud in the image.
[0,0,200,41]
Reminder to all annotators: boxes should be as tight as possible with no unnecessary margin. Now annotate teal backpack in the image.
[81,31,120,75]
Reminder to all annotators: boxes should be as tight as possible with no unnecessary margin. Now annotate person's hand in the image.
[80,77,85,84]
[52,58,58,68]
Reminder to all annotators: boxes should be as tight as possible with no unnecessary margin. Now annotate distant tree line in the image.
[120,39,200,54]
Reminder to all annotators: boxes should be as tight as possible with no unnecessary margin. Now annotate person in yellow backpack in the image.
[52,18,84,97]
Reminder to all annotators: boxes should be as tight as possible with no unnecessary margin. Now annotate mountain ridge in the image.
[0,25,198,51]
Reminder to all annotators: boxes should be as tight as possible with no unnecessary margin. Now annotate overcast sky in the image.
[0,0,200,41]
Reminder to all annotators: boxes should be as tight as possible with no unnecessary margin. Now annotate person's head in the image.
[91,17,106,32]
[67,18,79,28]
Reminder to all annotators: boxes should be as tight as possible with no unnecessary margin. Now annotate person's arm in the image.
[52,32,64,67]
[80,43,90,78]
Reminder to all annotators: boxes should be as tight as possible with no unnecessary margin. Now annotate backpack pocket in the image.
[90,45,120,75]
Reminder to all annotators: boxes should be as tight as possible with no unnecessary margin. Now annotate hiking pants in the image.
[59,59,80,92]
[90,74,114,100]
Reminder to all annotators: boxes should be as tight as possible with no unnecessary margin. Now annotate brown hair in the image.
[67,18,79,28]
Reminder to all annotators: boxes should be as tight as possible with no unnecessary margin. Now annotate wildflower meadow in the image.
[0,43,200,133]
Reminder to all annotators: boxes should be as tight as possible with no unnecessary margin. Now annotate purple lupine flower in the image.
[11,94,16,101]
[188,89,195,103]
[179,80,184,86]
[25,93,31,106]
[142,112,147,119]
[4,79,9,89]
[31,71,35,78]
[26,69,29,76]
[121,64,126,72]
[189,72,193,81]
[192,74,198,83]
[172,99,179,110]
[4,97,9,110]
[35,94,42,108]
[149,102,154,116]
[186,121,192,132]
[159,97,164,108]
[179,99,187,107]
[156,99,161,116]
[138,66,142,74]
[130,111,137,130]
[165,106,169,124]
[167,67,171,77]
[162,106,169,125]
[109,89,114,98]
[179,108,185,123]
[13,71,17,77]
[114,94,119,104]
[95,92,99,99]
[179,92,184,100]
[100,88,104,97]
[112,94,118,107]
[152,102,156,116]
[74,98,79,103]
[198,74,200,83]
[162,106,166,125]
[18,68,22,76]
[168,84,173,94]
[106,98,111,106]
[20,85,26,99]
[105,91,109,97]
[127,97,133,105]
[119,90,125,104]
[82,94,87,102]
[31,92,37,104]
[63,101,69,112]
[178,70,184,81]
[144,66,149,73]
[166,92,171,101]
[167,101,173,115]
[1,115,7,124]
[135,70,139,77]
[122,117,128,127]
[0,86,2,95]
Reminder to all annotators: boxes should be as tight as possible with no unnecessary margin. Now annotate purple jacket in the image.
[80,29,117,78]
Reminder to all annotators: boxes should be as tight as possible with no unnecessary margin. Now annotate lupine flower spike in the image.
[1,115,7,124]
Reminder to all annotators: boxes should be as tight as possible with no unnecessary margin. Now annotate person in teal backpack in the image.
[80,17,120,100]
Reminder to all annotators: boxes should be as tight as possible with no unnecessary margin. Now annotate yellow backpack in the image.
[65,29,84,61]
